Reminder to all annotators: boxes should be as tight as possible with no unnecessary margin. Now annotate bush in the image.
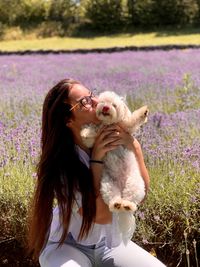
[194,0,200,24]
[152,0,199,26]
[47,0,79,29]
[127,0,155,26]
[127,0,200,26]
[35,21,65,38]
[0,0,46,27]
[0,0,200,35]
[84,0,124,31]
[15,0,47,27]
[152,0,186,26]
[0,22,5,39]
[2,26,23,41]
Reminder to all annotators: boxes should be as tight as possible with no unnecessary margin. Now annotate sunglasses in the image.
[69,91,96,111]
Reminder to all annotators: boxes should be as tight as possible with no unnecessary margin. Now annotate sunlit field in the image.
[0,31,200,51]
[0,49,199,266]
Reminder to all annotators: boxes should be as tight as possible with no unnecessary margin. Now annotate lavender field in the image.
[0,49,200,266]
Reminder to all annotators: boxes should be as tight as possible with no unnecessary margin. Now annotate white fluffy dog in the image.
[81,91,149,244]
[80,91,148,240]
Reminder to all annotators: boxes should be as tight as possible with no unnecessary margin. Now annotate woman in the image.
[28,79,166,267]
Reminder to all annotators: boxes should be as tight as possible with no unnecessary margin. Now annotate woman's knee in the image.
[103,241,166,267]
[39,243,92,267]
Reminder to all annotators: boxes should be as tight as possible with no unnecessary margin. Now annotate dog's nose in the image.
[102,106,110,113]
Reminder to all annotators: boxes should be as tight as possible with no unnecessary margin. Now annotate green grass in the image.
[0,161,35,244]
[0,31,200,51]
[1,154,198,266]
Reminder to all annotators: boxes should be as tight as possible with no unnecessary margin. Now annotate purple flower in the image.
[154,215,160,222]
[142,238,149,244]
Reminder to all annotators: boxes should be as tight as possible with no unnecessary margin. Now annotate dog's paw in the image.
[109,200,123,212]
[138,106,149,121]
[143,106,149,122]
[121,200,137,212]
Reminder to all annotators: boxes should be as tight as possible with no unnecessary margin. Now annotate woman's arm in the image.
[89,125,124,224]
[130,138,150,194]
[78,164,112,225]
[90,163,112,224]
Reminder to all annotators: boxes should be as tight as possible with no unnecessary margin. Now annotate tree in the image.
[85,0,124,31]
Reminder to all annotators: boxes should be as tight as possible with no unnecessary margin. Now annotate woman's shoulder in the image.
[75,145,90,168]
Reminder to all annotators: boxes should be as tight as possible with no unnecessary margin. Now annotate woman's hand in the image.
[90,124,124,197]
[92,123,150,194]
[115,124,135,150]
[90,124,125,161]
[89,125,123,224]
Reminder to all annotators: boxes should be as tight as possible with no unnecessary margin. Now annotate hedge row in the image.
[1,45,200,55]
[0,0,200,33]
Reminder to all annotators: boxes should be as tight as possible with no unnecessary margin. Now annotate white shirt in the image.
[48,146,133,248]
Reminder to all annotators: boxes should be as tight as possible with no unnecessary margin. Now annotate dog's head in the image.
[96,91,130,125]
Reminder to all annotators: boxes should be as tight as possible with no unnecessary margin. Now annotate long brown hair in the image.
[28,79,96,259]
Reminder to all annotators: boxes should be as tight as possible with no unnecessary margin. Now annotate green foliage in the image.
[195,0,200,23]
[174,73,200,111]
[0,0,78,29]
[152,0,187,26]
[152,0,199,26]
[127,0,155,26]
[0,0,200,36]
[0,22,5,38]
[127,74,200,114]
[1,140,199,265]
[0,0,46,27]
[15,0,47,27]
[134,165,199,264]
[36,21,65,38]
[47,0,78,27]
[127,0,200,26]
[82,0,124,31]
[0,0,18,25]
[0,162,35,243]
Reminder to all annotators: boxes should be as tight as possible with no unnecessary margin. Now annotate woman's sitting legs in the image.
[39,243,92,267]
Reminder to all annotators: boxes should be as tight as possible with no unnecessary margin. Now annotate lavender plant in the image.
[0,49,199,266]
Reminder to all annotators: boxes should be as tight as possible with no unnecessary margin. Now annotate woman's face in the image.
[67,83,99,131]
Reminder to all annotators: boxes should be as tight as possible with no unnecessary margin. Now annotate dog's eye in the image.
[112,104,117,108]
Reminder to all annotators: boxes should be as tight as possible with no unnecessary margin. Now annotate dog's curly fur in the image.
[81,91,148,211]
[80,91,149,239]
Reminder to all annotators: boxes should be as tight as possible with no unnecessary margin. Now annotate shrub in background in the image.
[0,0,79,37]
[194,0,200,24]
[14,0,47,28]
[127,0,200,26]
[127,0,155,26]
[0,0,200,37]
[47,0,78,28]
[35,21,65,38]
[84,0,124,31]
[152,0,199,26]
[0,0,20,25]
[152,0,187,26]
[0,0,46,27]
[0,22,5,38]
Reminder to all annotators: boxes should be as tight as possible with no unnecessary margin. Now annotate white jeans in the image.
[39,233,166,267]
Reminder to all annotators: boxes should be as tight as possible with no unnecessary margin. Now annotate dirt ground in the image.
[0,239,39,267]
